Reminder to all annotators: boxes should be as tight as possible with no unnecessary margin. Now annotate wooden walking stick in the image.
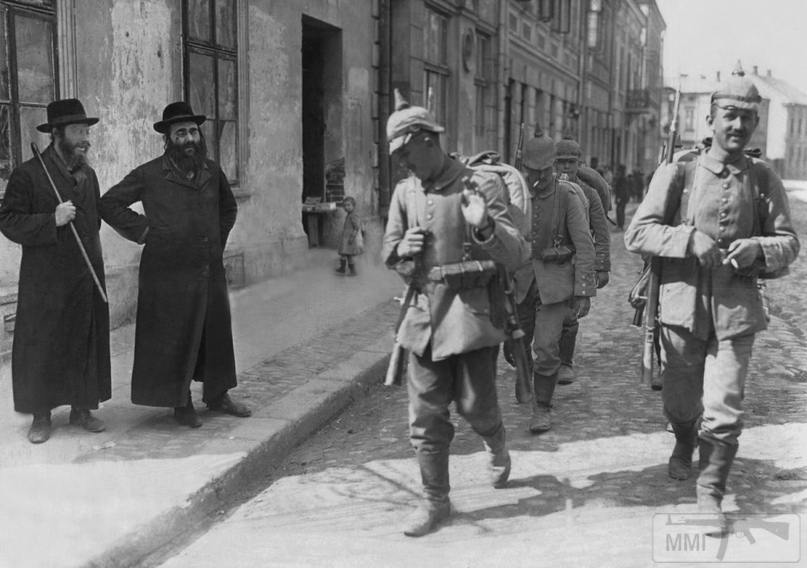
[30,143,108,304]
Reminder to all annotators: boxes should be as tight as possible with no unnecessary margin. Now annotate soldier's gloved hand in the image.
[396,226,427,257]
[573,296,591,318]
[596,271,610,288]
[54,201,76,227]
[688,230,722,268]
[723,238,762,269]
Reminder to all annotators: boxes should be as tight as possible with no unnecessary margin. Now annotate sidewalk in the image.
[0,249,403,568]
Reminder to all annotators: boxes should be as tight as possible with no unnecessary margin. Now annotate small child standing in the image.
[336,196,363,276]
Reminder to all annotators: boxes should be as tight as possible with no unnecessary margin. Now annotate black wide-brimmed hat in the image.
[153,101,207,133]
[36,99,99,133]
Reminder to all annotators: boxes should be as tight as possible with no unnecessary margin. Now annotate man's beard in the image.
[57,137,90,171]
[166,137,208,175]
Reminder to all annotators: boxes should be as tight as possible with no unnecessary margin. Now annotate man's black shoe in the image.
[28,412,52,444]
[207,392,251,417]
[69,408,106,433]
[174,402,202,428]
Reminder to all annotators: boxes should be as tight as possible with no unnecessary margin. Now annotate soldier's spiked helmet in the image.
[555,137,582,161]
[522,125,556,170]
[386,89,444,153]
[710,61,761,111]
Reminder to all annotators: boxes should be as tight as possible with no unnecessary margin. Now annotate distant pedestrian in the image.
[335,196,363,276]
[100,101,250,428]
[0,99,110,443]
[625,66,799,532]
[382,90,528,537]
[631,169,645,202]
[613,164,630,229]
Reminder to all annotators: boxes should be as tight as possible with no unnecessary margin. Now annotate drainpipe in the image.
[497,0,510,156]
[577,1,587,144]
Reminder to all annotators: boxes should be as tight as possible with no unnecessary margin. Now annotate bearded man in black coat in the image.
[100,102,249,428]
[0,99,111,443]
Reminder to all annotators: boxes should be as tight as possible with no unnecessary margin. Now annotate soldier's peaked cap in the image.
[555,138,582,160]
[711,61,761,111]
[386,89,444,153]
[522,125,556,170]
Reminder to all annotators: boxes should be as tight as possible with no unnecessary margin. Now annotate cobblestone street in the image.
[161,197,807,568]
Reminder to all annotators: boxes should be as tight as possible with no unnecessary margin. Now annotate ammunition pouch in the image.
[428,259,497,291]
[539,244,574,264]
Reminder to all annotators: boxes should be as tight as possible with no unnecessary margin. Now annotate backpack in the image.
[456,151,531,238]
[577,164,612,212]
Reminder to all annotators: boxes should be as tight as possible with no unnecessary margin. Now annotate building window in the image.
[182,0,239,184]
[423,8,449,125]
[0,0,57,196]
[684,108,695,132]
[474,31,492,138]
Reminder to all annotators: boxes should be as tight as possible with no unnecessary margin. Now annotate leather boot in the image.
[347,262,357,276]
[482,425,511,489]
[28,411,52,444]
[404,449,451,537]
[668,419,698,480]
[335,257,346,274]
[529,372,556,434]
[696,437,738,536]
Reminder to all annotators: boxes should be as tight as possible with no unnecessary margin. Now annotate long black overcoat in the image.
[99,156,237,407]
[0,145,111,413]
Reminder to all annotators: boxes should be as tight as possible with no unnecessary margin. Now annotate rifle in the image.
[30,143,108,304]
[506,122,532,402]
[639,87,680,386]
[500,266,532,403]
[384,283,416,386]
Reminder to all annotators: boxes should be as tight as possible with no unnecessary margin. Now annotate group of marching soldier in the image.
[382,65,799,537]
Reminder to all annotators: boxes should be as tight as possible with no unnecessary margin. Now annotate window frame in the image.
[181,0,240,186]
[422,6,450,125]
[0,0,58,198]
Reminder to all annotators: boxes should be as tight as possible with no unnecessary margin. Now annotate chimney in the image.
[753,65,758,75]
[716,70,721,82]
[767,69,772,78]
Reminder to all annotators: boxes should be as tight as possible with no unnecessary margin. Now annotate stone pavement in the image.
[160,196,807,568]
[0,248,404,568]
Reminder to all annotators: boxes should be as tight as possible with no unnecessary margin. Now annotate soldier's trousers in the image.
[660,325,755,445]
[407,344,504,499]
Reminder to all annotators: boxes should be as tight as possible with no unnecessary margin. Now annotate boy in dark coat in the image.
[100,102,249,428]
[0,99,111,443]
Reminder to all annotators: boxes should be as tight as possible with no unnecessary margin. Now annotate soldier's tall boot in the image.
[558,324,577,385]
[404,448,451,537]
[482,424,511,489]
[696,437,738,536]
[668,419,698,480]
[529,372,557,434]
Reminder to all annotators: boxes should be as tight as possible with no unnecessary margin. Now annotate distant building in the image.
[748,66,807,179]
